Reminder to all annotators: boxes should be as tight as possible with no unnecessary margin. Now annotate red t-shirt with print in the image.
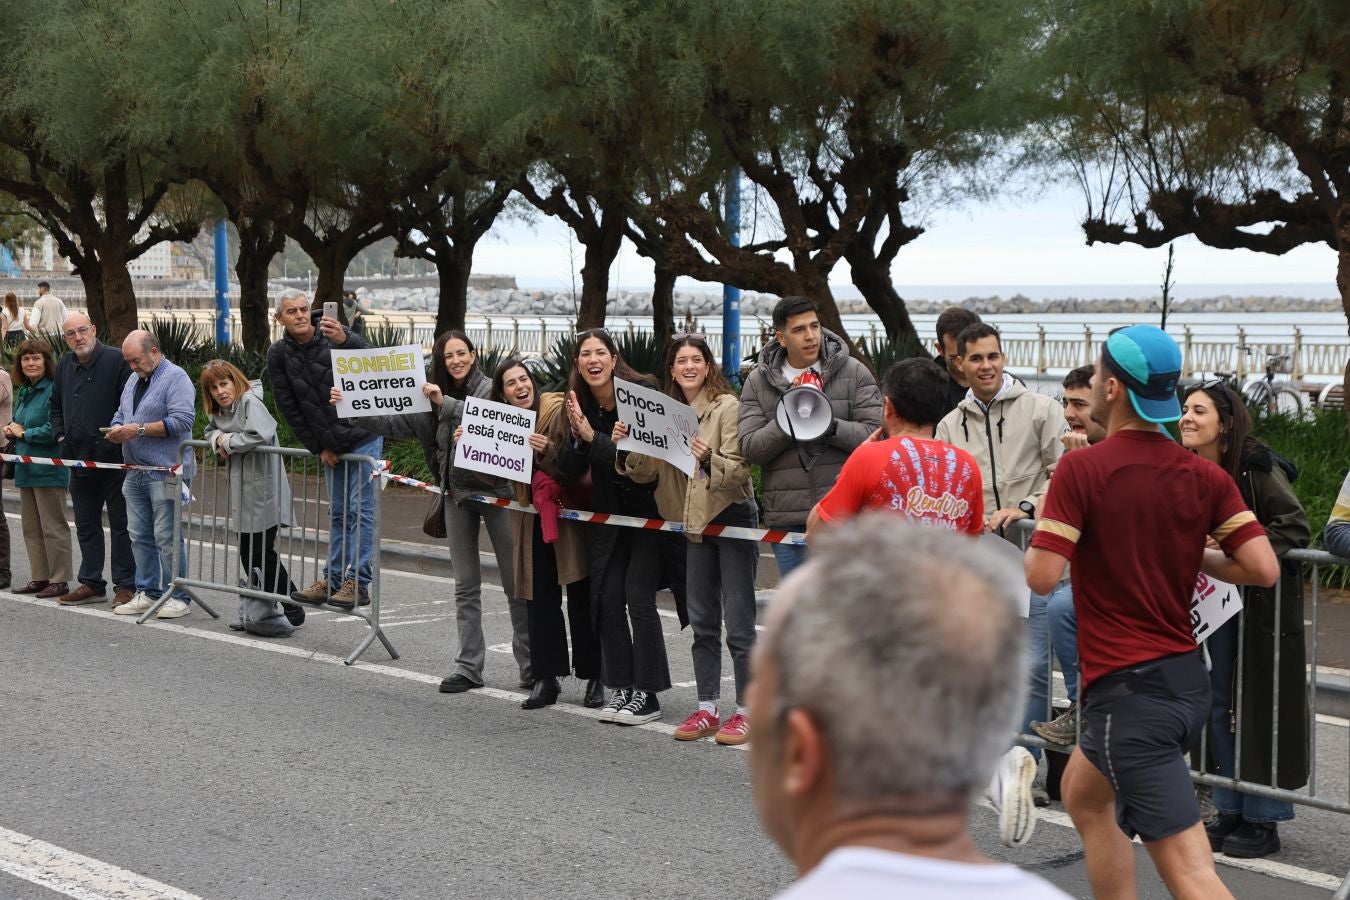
[815,435,984,535]
[1030,429,1265,691]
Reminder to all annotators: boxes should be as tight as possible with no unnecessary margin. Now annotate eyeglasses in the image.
[63,326,93,338]
[574,327,610,339]
[672,332,707,343]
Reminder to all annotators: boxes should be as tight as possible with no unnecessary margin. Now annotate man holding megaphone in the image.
[738,296,882,578]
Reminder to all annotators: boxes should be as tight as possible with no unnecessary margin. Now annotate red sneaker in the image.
[673,709,720,741]
[715,713,751,746]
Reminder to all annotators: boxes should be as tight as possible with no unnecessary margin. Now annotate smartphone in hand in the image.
[323,301,338,321]
[98,427,112,434]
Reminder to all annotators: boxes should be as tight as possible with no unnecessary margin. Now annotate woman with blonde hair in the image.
[201,359,303,633]
[6,339,71,597]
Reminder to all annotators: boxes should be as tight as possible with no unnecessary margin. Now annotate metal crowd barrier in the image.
[141,440,399,665]
[1008,514,1350,897]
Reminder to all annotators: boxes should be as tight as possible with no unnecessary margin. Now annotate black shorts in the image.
[1078,650,1210,843]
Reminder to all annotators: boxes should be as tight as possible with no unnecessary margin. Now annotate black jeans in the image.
[70,470,134,593]
[238,526,296,596]
[598,529,672,693]
[526,520,599,679]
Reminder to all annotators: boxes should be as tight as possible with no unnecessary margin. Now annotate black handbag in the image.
[1,439,14,480]
[422,491,447,539]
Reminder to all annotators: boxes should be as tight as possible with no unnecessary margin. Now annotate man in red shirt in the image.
[808,358,982,538]
[1025,325,1278,900]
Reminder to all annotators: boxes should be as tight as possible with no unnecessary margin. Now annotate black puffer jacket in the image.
[266,311,373,455]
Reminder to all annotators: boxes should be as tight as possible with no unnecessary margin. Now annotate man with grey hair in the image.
[106,330,197,618]
[750,515,1068,899]
[50,313,136,607]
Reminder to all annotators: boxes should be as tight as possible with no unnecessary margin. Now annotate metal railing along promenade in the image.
[138,441,399,665]
[142,306,1350,387]
[1008,516,1350,897]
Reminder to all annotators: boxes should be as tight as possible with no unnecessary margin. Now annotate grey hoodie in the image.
[737,327,882,527]
[203,387,295,534]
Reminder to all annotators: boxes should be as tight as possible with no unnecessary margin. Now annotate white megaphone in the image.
[775,382,835,443]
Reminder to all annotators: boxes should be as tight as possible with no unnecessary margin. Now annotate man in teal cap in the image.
[1023,325,1279,900]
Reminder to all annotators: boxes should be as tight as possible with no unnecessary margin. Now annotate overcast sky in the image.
[470,182,1340,298]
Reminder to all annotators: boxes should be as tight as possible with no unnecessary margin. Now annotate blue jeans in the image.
[123,471,189,602]
[323,436,382,589]
[772,529,808,580]
[1207,616,1295,822]
[1021,588,1052,761]
[1046,581,1079,704]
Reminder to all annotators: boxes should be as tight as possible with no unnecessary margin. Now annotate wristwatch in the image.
[137,423,146,437]
[1018,500,1036,519]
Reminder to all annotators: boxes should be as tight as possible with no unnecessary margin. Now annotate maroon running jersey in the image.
[1031,429,1264,691]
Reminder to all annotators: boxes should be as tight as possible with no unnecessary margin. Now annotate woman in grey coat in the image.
[331,331,529,694]
[201,360,303,628]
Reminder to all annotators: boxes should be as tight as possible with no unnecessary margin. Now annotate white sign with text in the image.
[453,396,537,484]
[1191,572,1243,643]
[613,377,700,477]
[332,345,431,418]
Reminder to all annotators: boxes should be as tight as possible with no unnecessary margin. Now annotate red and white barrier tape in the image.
[378,467,806,546]
[0,452,180,473]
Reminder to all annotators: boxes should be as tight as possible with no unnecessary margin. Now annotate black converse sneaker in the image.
[597,688,631,723]
[613,690,661,725]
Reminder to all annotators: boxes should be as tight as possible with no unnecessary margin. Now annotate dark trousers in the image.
[526,521,599,679]
[0,479,10,580]
[598,529,672,693]
[70,470,134,594]
[238,526,296,596]
[686,500,760,705]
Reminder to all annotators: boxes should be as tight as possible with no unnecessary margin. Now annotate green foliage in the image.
[1257,409,1350,587]
[857,332,928,379]
[532,335,578,392]
[362,324,409,349]
[143,317,211,367]
[614,329,667,380]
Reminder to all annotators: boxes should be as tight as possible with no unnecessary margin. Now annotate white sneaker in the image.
[114,591,154,615]
[156,598,190,619]
[987,747,1038,847]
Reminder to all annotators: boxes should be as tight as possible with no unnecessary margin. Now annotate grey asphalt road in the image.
[1,517,1348,898]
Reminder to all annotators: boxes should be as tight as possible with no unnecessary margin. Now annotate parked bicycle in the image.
[1211,344,1304,418]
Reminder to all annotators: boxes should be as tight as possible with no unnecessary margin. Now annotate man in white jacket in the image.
[935,322,1065,846]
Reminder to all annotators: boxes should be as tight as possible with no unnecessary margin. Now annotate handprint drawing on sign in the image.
[668,415,698,459]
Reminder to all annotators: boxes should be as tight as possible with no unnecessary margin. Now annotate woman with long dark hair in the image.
[332,330,530,693]
[1179,382,1310,859]
[614,334,757,745]
[558,328,671,724]
[494,358,602,710]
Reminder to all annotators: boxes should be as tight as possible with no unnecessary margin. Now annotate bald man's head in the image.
[122,330,161,378]
[62,313,97,360]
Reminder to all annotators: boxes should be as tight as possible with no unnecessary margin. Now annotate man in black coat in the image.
[50,313,135,607]
[267,294,381,610]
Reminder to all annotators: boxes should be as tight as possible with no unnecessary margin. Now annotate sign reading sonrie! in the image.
[453,396,537,484]
[613,377,700,477]
[332,345,432,418]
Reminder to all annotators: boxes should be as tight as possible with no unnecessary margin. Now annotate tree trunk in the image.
[848,254,921,352]
[311,251,350,320]
[576,211,624,330]
[73,260,106,337]
[434,242,474,335]
[651,265,676,349]
[98,247,139,343]
[235,221,283,354]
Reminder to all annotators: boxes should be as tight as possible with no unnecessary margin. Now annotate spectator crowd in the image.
[1,289,1347,899]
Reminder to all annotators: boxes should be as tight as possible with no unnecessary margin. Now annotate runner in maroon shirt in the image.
[1024,326,1277,900]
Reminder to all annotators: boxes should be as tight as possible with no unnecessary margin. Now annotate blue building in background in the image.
[0,244,21,278]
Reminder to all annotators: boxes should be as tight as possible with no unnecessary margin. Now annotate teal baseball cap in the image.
[1102,325,1182,423]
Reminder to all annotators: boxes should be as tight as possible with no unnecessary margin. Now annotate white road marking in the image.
[6,590,1348,890]
[0,824,201,900]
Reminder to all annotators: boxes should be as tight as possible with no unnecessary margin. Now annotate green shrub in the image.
[1257,408,1349,587]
